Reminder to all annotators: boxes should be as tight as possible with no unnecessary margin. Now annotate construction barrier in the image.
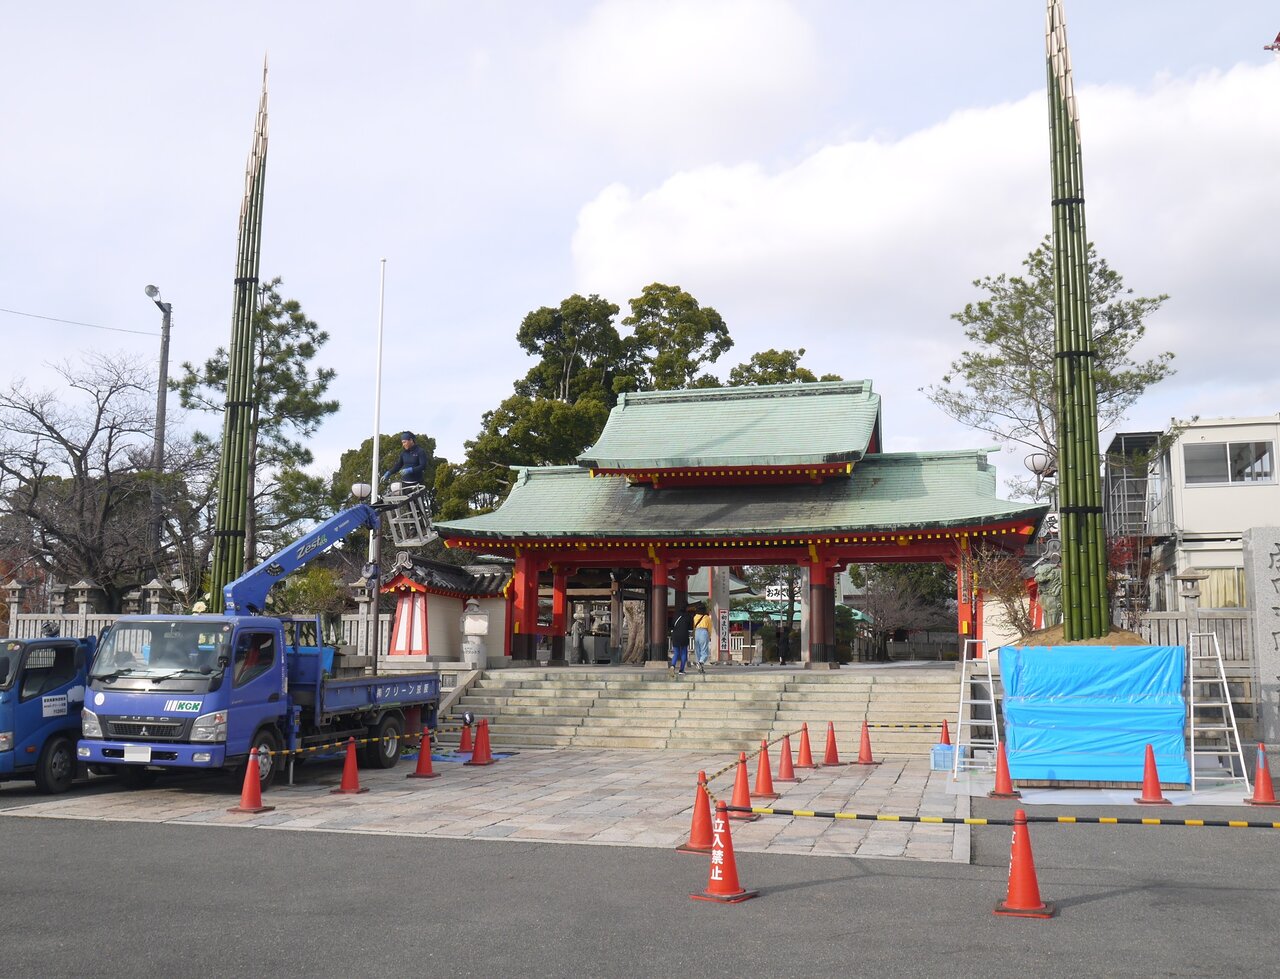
[723,804,1280,829]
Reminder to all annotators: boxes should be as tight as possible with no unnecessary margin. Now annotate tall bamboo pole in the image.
[210,62,269,612]
[1046,1,1109,639]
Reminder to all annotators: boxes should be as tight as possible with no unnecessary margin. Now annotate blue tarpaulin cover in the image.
[999,645,1189,784]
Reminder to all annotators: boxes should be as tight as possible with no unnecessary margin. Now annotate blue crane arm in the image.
[223,504,380,615]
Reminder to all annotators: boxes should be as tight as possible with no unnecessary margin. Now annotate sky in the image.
[2,1,1278,496]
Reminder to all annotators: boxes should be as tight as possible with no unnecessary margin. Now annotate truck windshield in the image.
[91,621,233,679]
[0,641,23,690]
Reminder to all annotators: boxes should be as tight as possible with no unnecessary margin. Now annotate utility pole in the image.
[144,285,173,556]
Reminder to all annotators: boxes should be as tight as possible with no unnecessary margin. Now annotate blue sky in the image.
[2,1,1278,492]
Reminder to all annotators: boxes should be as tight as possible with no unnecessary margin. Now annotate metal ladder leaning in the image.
[952,638,999,778]
[1186,633,1250,794]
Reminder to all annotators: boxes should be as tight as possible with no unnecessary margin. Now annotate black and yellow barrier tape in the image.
[724,804,1280,830]
[865,723,944,729]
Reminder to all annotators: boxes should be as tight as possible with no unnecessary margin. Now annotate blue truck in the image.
[77,499,440,790]
[0,634,97,793]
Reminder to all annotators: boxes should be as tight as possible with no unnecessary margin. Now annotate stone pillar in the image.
[609,575,623,662]
[648,562,669,663]
[1243,529,1280,751]
[49,583,68,616]
[122,589,143,614]
[710,566,731,664]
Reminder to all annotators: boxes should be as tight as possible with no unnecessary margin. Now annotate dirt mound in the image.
[1010,624,1147,647]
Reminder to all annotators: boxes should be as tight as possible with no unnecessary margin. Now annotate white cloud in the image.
[556,0,822,163]
[571,61,1280,468]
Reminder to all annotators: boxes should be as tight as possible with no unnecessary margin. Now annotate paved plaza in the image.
[0,747,967,863]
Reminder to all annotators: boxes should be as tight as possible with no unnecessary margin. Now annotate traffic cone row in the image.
[729,752,759,821]
[795,723,817,769]
[677,772,715,853]
[775,734,799,783]
[852,720,879,766]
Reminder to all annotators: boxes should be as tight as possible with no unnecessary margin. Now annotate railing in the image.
[1138,611,1253,665]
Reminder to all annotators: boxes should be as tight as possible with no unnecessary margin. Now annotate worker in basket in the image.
[382,431,428,490]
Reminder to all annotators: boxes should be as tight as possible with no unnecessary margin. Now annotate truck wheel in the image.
[117,766,159,790]
[34,736,75,794]
[367,715,404,770]
[235,728,281,791]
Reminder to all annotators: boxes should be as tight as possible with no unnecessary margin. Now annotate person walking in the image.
[669,604,692,678]
[692,604,712,675]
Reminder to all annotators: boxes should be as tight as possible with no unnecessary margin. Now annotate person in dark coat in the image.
[669,604,692,678]
[382,432,429,486]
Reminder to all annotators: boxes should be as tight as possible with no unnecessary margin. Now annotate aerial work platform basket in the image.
[381,487,438,549]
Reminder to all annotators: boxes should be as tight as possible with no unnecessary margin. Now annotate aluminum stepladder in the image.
[952,638,999,778]
[1186,633,1250,794]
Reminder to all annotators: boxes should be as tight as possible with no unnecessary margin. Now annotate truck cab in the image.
[79,615,290,785]
[0,636,94,793]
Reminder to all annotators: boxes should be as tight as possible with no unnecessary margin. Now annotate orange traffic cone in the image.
[795,723,817,769]
[939,719,952,746]
[227,747,275,814]
[1245,744,1280,807]
[775,734,799,782]
[988,742,1021,799]
[822,721,848,766]
[331,737,368,795]
[465,718,496,766]
[459,723,473,753]
[677,772,714,853]
[753,740,780,800]
[993,809,1056,918]
[1133,743,1172,805]
[852,720,880,766]
[690,801,759,904]
[407,731,441,779]
[729,752,760,821]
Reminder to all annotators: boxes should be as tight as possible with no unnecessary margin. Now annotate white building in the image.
[1106,415,1278,613]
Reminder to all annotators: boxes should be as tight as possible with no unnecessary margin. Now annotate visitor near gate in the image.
[692,604,711,675]
[382,431,428,487]
[669,604,692,678]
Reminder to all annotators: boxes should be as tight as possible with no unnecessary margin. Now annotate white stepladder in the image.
[1186,633,1250,794]
[952,638,1000,779]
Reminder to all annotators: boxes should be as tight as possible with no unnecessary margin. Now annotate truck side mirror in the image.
[217,654,230,671]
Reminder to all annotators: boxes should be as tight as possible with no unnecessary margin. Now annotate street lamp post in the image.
[144,285,173,556]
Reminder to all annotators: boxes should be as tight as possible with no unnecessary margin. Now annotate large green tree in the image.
[512,294,630,405]
[618,282,732,391]
[924,237,1172,498]
[728,348,842,386]
[175,277,339,564]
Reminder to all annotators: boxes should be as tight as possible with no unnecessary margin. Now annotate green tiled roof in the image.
[577,380,881,469]
[437,450,1046,540]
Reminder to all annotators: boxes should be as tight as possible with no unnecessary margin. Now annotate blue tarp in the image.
[1000,645,1189,784]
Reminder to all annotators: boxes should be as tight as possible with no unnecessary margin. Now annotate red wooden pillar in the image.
[549,566,569,665]
[648,560,670,663]
[511,552,541,662]
[807,558,835,665]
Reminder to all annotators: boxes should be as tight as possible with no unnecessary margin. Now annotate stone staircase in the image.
[436,666,958,756]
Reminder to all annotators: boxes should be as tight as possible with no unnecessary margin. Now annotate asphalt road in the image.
[0,797,1275,979]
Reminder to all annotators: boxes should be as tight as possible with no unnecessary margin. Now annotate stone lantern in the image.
[460,599,490,670]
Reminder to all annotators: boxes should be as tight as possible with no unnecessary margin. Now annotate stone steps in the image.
[442,666,960,755]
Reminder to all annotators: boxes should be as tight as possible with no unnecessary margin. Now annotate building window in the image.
[1200,568,1247,609]
[1183,441,1274,485]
